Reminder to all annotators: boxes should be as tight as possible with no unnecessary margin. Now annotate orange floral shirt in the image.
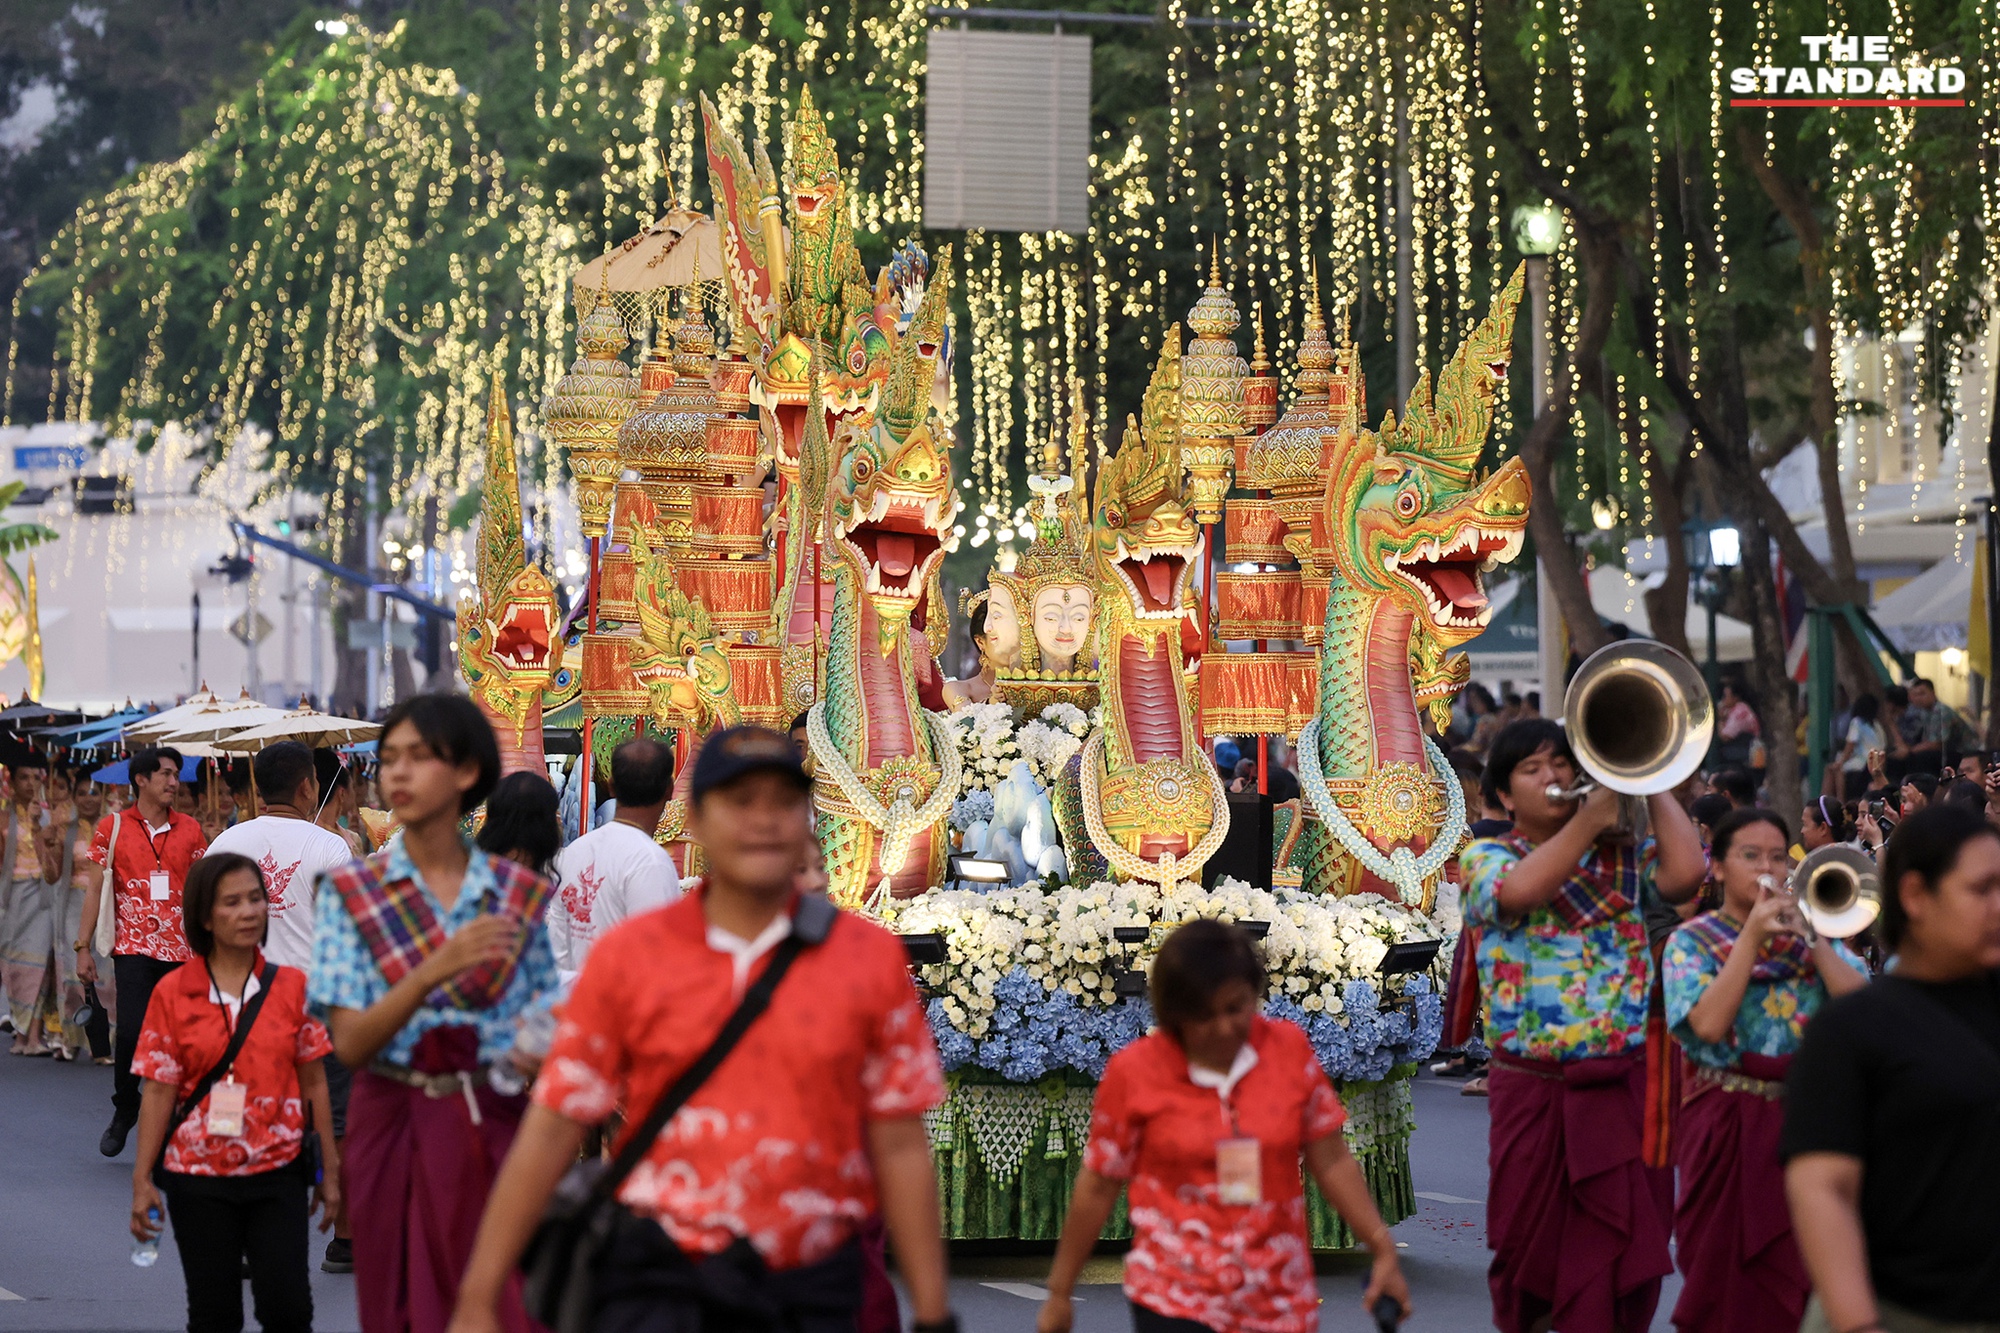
[533,890,944,1270]
[1085,1017,1348,1333]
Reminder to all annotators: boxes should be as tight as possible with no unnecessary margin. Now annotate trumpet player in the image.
[1661,808,1867,1333]
[1460,719,1706,1333]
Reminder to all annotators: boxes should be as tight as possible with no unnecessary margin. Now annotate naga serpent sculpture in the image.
[457,379,563,777]
[1058,331,1230,894]
[1294,266,1533,906]
[808,251,962,909]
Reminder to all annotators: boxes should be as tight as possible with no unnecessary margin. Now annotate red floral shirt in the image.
[89,810,208,961]
[1085,1017,1348,1333]
[534,889,945,1269]
[131,955,332,1176]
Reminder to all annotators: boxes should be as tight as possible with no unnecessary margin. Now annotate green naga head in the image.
[783,88,855,348]
[1321,265,1533,649]
[631,540,738,731]
[1093,329,1199,625]
[457,379,561,743]
[825,249,957,644]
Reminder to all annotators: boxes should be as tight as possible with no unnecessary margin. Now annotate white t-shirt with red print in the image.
[204,817,357,974]
[548,820,681,979]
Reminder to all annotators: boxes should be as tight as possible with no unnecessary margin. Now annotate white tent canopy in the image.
[1871,543,1972,652]
[1588,566,1756,662]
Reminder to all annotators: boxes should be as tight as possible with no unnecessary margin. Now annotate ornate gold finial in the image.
[1179,243,1245,522]
[548,265,647,539]
[1251,300,1270,374]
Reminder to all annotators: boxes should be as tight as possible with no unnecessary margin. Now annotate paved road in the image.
[0,1055,1678,1331]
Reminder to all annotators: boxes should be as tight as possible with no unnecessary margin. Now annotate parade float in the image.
[459,87,1531,1245]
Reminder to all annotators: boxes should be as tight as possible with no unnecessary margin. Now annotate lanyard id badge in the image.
[206,1077,248,1138]
[1216,1136,1262,1205]
[149,870,171,900]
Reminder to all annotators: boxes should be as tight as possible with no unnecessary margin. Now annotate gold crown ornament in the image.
[1178,244,1247,525]
[618,270,722,549]
[545,264,646,539]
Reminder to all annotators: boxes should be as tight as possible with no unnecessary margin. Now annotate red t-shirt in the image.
[89,810,208,961]
[1085,1017,1348,1333]
[130,954,332,1177]
[534,889,945,1269]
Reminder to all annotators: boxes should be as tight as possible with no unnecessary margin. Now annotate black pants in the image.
[161,1165,314,1333]
[113,954,183,1120]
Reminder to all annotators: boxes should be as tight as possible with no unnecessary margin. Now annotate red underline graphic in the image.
[1729,98,1966,107]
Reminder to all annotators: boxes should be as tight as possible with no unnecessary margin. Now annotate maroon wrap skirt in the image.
[1671,1054,1807,1333]
[346,1031,539,1333]
[1487,1050,1674,1333]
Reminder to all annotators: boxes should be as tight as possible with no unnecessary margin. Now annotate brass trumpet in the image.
[1543,641,1716,803]
[1792,844,1882,940]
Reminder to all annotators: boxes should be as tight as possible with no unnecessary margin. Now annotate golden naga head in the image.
[458,380,562,741]
[630,541,738,731]
[1321,265,1533,649]
[824,256,958,642]
[1093,334,1199,626]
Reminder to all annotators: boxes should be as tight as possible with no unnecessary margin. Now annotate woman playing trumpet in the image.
[1662,808,1868,1333]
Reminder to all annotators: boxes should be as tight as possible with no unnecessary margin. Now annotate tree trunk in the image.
[328,494,371,715]
[1738,515,1803,818]
[1735,124,1861,600]
[1634,421,1694,659]
[1519,225,1622,661]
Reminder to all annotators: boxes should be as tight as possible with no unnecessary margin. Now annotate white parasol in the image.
[120,686,225,742]
[155,703,299,744]
[213,712,382,753]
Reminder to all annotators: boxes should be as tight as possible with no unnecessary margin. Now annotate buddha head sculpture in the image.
[990,384,1095,675]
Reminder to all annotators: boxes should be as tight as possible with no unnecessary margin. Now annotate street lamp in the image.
[1685,520,1740,698]
[1514,200,1567,708]
[1512,202,1563,257]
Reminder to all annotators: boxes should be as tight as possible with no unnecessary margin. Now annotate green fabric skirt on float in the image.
[926,1066,1418,1245]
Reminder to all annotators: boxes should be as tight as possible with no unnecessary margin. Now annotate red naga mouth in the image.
[1111,545,1188,618]
[491,604,553,671]
[1384,526,1526,629]
[836,495,944,603]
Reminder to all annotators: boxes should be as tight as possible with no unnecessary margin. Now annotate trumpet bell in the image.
[1562,641,1715,796]
[1794,844,1882,939]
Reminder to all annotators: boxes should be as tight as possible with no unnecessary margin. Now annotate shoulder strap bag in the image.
[152,962,280,1185]
[521,893,838,1333]
[91,813,121,957]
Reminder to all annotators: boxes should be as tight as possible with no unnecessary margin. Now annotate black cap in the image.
[688,725,812,801]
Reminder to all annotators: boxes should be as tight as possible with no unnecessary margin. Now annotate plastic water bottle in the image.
[131,1208,162,1267]
[488,1004,559,1097]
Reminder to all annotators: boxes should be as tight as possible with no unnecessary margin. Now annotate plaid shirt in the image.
[1461,834,1659,1061]
[307,830,557,1068]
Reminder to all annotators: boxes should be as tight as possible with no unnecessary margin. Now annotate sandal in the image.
[1461,1074,1489,1097]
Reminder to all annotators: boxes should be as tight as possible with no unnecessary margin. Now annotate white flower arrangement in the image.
[1017,704,1092,785]
[950,701,1099,795]
[882,876,1441,1058]
[946,702,1023,791]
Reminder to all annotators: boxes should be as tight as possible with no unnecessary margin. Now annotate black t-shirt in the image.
[1782,970,2000,1320]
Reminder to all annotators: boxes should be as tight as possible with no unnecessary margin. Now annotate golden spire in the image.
[24,555,42,702]
[1250,300,1270,376]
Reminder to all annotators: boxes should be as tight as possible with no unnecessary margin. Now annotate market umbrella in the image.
[35,708,149,741]
[213,711,382,753]
[155,703,297,744]
[121,687,225,741]
[0,700,82,724]
[571,209,723,299]
[91,755,203,785]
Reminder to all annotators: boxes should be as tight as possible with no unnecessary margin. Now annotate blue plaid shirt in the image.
[307,831,558,1068]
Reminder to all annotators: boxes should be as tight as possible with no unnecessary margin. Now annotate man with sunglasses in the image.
[203,740,361,1271]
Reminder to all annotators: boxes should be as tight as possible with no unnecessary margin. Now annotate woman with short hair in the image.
[129,852,339,1333]
[1038,919,1411,1333]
